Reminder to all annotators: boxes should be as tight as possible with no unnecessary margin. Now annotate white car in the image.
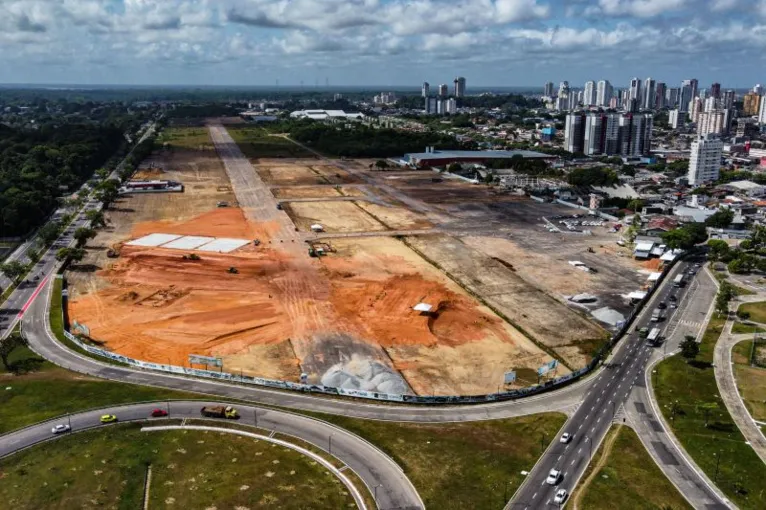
[51,424,70,434]
[560,432,572,444]
[546,468,562,485]
[553,488,568,504]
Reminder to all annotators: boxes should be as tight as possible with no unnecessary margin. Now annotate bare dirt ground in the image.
[283,201,388,233]
[406,235,607,369]
[67,126,646,395]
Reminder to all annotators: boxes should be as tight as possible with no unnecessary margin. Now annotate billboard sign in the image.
[188,354,223,367]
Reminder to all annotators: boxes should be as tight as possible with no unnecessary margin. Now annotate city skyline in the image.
[1,0,766,86]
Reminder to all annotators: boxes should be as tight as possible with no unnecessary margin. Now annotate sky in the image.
[1,0,765,89]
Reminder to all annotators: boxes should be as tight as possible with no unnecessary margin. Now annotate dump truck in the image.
[200,406,239,419]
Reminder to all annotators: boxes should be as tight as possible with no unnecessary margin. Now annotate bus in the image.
[647,328,662,346]
[673,274,685,288]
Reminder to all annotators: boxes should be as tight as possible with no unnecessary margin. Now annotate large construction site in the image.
[66,124,650,396]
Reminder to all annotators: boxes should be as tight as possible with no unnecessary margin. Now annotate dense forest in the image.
[287,123,463,157]
[0,123,124,237]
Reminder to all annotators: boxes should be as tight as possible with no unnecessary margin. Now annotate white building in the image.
[421,82,430,98]
[438,84,448,97]
[564,114,586,154]
[697,110,726,137]
[643,77,656,110]
[689,97,703,123]
[704,96,718,112]
[583,81,596,106]
[759,96,766,124]
[289,110,364,120]
[454,77,466,98]
[629,77,642,102]
[688,135,724,186]
[669,109,682,129]
[596,80,612,107]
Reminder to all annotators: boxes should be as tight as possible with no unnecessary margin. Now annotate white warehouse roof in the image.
[290,109,364,120]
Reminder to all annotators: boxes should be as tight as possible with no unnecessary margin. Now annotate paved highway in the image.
[510,256,730,509]
[0,401,422,510]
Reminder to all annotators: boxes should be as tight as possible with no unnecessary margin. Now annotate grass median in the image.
[736,301,766,323]
[573,424,691,510]
[731,340,766,421]
[0,423,355,510]
[654,313,766,509]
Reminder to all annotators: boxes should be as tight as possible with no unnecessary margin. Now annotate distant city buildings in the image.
[544,81,554,98]
[679,80,694,112]
[438,84,448,97]
[454,77,466,98]
[697,110,726,137]
[743,92,761,115]
[596,80,612,107]
[629,78,642,102]
[759,97,766,124]
[666,87,680,109]
[669,109,682,129]
[373,92,397,105]
[642,77,656,110]
[654,82,666,109]
[710,82,721,99]
[421,82,430,98]
[688,135,723,186]
[723,90,736,110]
[565,112,652,157]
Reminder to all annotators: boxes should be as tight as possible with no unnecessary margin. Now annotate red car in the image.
[150,408,168,418]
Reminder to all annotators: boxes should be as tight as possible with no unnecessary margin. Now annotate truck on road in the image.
[651,309,663,322]
[200,406,239,419]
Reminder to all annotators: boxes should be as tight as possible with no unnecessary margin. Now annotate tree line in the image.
[0,123,124,238]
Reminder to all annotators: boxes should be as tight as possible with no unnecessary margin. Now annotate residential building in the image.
[689,79,699,99]
[711,83,721,99]
[583,80,596,106]
[723,90,736,110]
[544,81,554,97]
[425,97,438,114]
[438,84,448,97]
[688,135,723,186]
[697,110,726,137]
[558,81,570,97]
[619,113,653,157]
[737,118,760,138]
[373,92,397,105]
[759,97,766,124]
[422,82,430,98]
[699,88,708,101]
[583,114,605,155]
[454,77,466,98]
[704,96,718,112]
[620,88,630,107]
[654,82,666,109]
[744,92,761,115]
[669,109,682,129]
[679,80,694,112]
[629,77,642,102]
[690,97,703,123]
[643,77,656,110]
[555,96,570,111]
[755,84,764,95]
[596,80,612,107]
[564,114,586,154]
[666,87,680,108]
[609,96,619,109]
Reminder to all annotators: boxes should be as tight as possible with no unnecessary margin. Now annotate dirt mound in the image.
[330,274,512,348]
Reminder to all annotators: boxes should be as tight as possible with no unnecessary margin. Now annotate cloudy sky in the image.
[1,0,765,89]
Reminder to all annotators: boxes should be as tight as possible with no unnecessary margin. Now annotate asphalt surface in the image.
[0,401,422,510]
[510,256,730,510]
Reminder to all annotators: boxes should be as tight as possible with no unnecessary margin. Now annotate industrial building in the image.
[289,109,364,120]
[401,149,554,169]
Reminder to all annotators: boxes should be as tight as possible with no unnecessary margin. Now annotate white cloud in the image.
[596,0,687,18]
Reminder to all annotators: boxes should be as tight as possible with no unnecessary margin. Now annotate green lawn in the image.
[575,425,691,510]
[730,322,766,334]
[0,424,354,510]
[316,412,567,510]
[731,340,766,421]
[227,126,315,159]
[156,127,214,150]
[654,313,766,509]
[736,302,766,324]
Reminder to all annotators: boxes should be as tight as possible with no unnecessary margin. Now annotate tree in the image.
[627,199,644,212]
[661,223,708,250]
[0,260,27,282]
[85,209,106,228]
[0,332,27,371]
[680,335,700,361]
[705,208,735,229]
[696,402,719,428]
[447,163,462,173]
[95,167,110,179]
[374,160,389,170]
[56,247,86,262]
[73,227,96,248]
[37,221,62,245]
[707,239,730,261]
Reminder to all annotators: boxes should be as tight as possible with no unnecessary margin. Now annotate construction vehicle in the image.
[228,267,239,274]
[200,406,239,419]
[276,203,283,210]
[253,239,261,247]
[307,241,335,258]
[182,253,201,261]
